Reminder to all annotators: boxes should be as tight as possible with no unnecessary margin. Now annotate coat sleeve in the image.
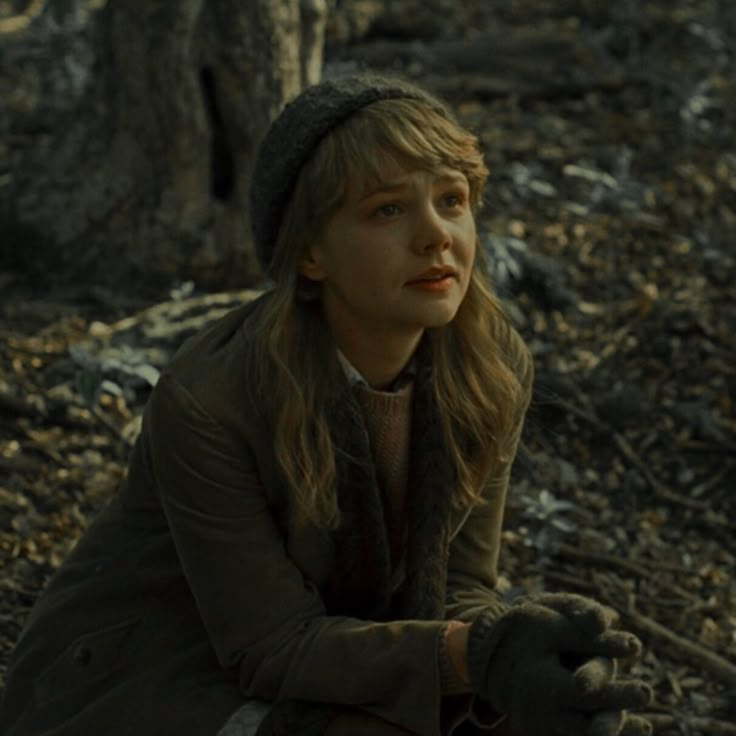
[144,373,445,736]
[445,328,534,623]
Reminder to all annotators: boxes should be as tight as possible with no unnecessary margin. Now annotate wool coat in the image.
[0,293,532,736]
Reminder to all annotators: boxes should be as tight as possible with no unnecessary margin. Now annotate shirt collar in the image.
[337,350,416,392]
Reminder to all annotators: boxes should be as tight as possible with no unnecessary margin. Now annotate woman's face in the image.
[300,157,477,349]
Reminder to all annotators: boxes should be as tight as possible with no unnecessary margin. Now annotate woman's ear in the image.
[299,244,326,281]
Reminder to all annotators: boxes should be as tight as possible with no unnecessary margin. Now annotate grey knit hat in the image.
[249,73,453,275]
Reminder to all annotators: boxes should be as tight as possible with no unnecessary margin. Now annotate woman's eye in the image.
[442,193,465,209]
[376,203,401,218]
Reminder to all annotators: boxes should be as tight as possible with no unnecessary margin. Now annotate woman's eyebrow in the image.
[435,172,469,186]
[358,179,410,200]
[358,172,468,201]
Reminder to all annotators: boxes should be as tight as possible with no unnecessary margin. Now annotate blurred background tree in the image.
[0,0,327,293]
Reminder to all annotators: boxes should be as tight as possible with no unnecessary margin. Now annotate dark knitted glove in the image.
[523,593,619,632]
[529,594,653,736]
[467,594,652,736]
[579,658,652,736]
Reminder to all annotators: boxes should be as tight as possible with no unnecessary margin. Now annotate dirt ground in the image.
[1,0,735,732]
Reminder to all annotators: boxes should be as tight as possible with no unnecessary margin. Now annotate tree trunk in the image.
[2,0,327,292]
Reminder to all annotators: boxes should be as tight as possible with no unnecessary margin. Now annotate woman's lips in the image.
[405,275,455,292]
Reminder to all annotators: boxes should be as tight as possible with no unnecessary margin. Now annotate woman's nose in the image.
[412,206,450,254]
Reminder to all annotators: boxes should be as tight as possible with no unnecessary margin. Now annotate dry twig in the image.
[643,712,736,734]
[623,607,736,687]
[552,393,733,525]
[553,544,698,602]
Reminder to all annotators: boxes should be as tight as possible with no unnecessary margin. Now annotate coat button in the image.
[73,644,92,666]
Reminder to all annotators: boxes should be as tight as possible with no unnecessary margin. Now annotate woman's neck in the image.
[335,329,423,390]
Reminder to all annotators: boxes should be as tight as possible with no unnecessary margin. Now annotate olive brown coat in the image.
[0,294,532,736]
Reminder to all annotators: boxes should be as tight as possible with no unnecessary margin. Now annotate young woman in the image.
[0,74,652,736]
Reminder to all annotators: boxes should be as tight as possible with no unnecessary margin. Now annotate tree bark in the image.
[2,0,326,292]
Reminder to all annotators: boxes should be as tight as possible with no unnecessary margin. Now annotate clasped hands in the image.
[465,593,653,736]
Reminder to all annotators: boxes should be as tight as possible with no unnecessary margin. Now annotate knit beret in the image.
[249,73,454,274]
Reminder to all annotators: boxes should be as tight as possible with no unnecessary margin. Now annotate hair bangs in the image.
[334,98,488,204]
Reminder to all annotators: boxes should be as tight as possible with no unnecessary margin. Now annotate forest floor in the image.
[2,0,736,732]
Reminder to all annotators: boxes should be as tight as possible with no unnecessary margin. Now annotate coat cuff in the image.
[438,622,473,695]
[466,604,511,695]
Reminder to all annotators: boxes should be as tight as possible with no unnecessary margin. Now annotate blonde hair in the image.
[245,97,528,529]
